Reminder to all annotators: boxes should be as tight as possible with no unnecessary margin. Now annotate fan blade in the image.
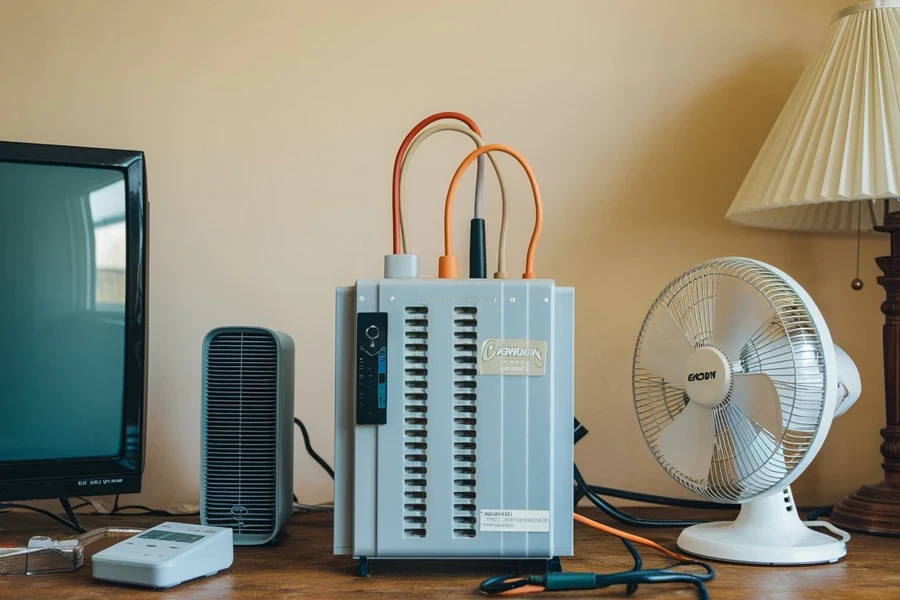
[722,404,785,483]
[712,276,774,362]
[638,307,694,383]
[657,402,714,481]
[731,373,782,437]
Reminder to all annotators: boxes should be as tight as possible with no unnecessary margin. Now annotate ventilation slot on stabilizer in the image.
[403,306,429,538]
[453,306,478,538]
[203,331,278,536]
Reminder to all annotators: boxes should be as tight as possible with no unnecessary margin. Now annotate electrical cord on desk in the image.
[0,501,86,534]
[68,416,336,521]
[480,512,715,598]
[113,504,199,516]
[59,497,86,533]
[808,506,833,520]
[73,495,199,517]
[480,563,714,599]
[294,417,335,479]
[574,465,716,527]
[574,483,739,511]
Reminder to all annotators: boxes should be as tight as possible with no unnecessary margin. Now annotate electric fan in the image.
[632,257,861,565]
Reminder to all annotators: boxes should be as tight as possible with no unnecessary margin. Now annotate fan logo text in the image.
[687,371,716,382]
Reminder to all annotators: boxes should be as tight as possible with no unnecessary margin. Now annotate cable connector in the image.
[469,218,487,278]
[438,254,459,279]
[542,573,599,591]
[384,254,419,279]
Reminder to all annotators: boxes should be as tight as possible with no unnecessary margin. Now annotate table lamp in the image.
[726,0,900,535]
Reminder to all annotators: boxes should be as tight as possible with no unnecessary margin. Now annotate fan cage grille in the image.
[633,259,827,503]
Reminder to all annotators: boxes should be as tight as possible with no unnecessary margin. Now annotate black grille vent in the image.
[202,331,279,536]
[452,307,478,538]
[403,307,429,538]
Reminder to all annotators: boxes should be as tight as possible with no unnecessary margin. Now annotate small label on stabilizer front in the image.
[479,509,550,533]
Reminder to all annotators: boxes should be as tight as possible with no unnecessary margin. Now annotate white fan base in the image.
[677,488,850,565]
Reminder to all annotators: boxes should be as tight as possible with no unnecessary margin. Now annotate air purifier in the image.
[201,327,295,545]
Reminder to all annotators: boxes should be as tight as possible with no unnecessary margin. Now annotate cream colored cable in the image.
[399,124,509,278]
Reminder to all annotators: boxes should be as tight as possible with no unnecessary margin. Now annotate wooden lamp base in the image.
[831,214,900,536]
[831,482,900,536]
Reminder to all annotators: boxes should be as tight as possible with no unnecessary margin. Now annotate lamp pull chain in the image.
[852,201,864,291]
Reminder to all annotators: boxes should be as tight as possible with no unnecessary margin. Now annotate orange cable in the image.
[439,144,542,279]
[484,514,691,596]
[496,581,547,596]
[573,512,692,562]
[392,112,481,254]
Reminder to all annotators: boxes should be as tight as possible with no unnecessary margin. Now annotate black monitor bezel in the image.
[0,141,148,501]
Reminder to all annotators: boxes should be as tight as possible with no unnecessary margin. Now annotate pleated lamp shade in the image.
[727,1,900,233]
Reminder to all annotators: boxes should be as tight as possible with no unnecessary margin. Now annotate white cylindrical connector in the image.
[384,254,419,279]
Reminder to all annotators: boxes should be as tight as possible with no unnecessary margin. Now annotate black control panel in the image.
[356,312,388,425]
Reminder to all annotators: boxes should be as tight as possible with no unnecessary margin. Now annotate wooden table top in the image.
[0,507,897,599]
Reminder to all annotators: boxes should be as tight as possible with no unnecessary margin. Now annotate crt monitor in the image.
[0,141,148,501]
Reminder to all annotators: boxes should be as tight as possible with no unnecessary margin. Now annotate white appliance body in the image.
[333,279,575,566]
[92,522,233,588]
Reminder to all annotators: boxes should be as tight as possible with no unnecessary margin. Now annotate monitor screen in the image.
[0,161,128,462]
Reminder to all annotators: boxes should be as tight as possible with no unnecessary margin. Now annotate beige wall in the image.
[0,0,882,508]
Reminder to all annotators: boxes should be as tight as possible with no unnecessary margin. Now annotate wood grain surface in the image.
[0,507,897,599]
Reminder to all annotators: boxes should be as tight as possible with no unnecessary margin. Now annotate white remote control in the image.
[92,522,233,589]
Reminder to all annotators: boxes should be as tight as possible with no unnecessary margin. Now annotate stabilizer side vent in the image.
[403,306,429,538]
[453,306,478,538]
[203,331,278,536]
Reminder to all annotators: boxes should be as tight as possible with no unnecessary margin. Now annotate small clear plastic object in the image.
[0,527,141,576]
[28,536,79,549]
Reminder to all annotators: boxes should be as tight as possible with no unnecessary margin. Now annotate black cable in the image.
[0,502,85,534]
[71,495,198,517]
[574,464,714,528]
[71,500,92,511]
[481,467,719,597]
[620,538,642,596]
[581,484,738,511]
[808,506,833,520]
[479,553,714,598]
[294,417,335,479]
[590,562,714,600]
[58,497,86,533]
[114,504,199,516]
[469,218,487,278]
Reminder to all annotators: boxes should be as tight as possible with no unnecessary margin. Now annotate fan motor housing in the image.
[684,346,731,407]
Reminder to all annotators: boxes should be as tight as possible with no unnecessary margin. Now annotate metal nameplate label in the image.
[479,338,547,376]
[480,509,550,532]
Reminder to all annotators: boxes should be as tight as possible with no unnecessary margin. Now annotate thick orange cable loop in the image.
[392,112,481,254]
[496,581,546,596]
[439,144,542,279]
[573,512,692,562]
